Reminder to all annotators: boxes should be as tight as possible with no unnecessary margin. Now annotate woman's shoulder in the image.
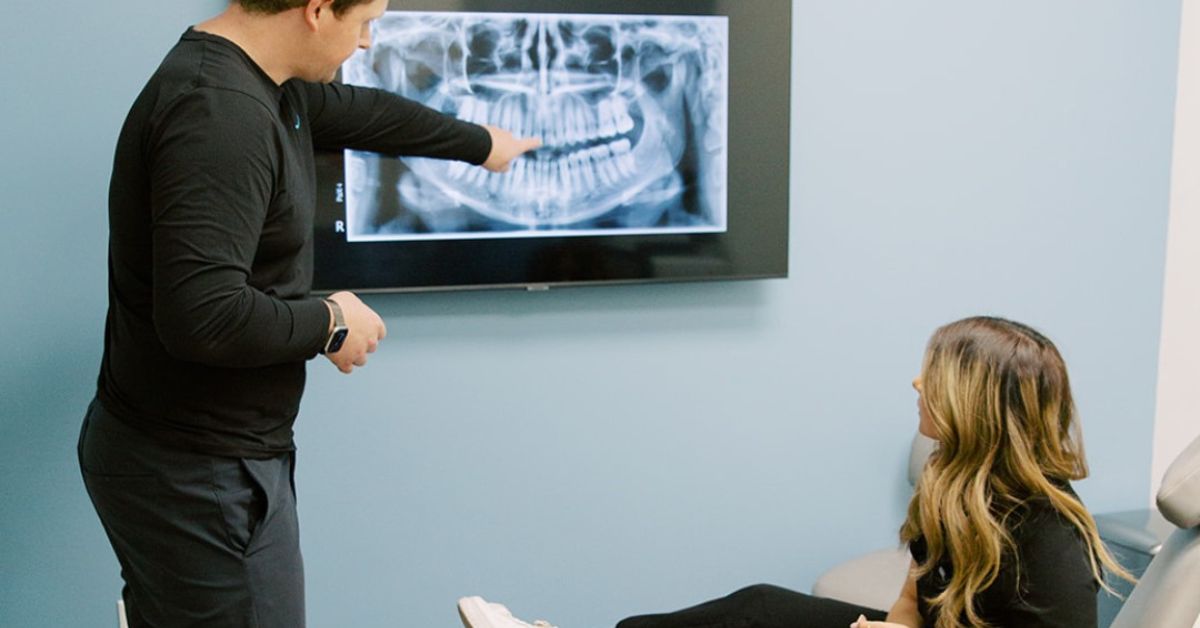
[989,483,1096,588]
[1009,480,1082,534]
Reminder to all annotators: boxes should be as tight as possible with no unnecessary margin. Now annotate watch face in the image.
[327,328,349,354]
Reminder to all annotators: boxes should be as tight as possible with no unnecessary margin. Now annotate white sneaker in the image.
[457,596,559,628]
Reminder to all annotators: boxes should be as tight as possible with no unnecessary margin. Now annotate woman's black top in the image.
[909,486,1100,627]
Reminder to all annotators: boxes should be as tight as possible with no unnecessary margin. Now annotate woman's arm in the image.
[884,561,923,628]
[853,562,925,628]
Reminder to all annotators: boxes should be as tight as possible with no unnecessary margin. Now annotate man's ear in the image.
[302,0,331,31]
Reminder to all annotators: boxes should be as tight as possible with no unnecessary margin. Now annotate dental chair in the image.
[1110,433,1200,628]
[813,432,1200,628]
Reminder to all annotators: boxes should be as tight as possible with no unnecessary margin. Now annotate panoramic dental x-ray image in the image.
[342,11,729,241]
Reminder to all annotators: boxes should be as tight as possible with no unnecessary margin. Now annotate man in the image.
[77,1,539,626]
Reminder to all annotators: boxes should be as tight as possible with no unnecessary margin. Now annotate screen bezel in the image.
[312,0,791,294]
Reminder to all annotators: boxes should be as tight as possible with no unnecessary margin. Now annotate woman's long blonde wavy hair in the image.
[899,316,1133,627]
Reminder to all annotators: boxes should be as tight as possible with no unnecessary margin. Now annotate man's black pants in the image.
[78,399,305,628]
[617,584,888,628]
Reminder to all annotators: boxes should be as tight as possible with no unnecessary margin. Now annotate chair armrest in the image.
[1095,509,1176,555]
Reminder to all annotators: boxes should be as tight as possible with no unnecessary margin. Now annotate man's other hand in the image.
[324,291,386,374]
[481,124,541,172]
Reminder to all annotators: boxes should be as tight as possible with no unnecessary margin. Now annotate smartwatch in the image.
[321,298,349,355]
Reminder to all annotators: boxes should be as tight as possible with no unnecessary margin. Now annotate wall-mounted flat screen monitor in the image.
[313,0,790,293]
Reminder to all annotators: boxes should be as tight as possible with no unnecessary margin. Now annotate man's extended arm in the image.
[298,82,539,170]
[300,81,492,162]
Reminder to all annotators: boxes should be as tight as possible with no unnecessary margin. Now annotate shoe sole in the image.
[457,596,493,628]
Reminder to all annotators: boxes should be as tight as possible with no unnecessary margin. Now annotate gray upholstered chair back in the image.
[1110,433,1200,628]
[907,432,937,487]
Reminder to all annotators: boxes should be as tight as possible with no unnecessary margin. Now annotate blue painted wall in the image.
[0,1,1179,626]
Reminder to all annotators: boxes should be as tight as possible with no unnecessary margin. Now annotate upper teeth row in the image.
[456,96,635,147]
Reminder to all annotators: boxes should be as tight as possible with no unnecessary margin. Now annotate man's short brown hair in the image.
[235,0,376,17]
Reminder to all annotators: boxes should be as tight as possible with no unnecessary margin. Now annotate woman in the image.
[457,317,1133,628]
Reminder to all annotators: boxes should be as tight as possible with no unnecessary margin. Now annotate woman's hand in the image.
[851,615,912,628]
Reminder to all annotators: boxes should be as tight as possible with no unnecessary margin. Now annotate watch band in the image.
[321,298,348,354]
[324,298,345,328]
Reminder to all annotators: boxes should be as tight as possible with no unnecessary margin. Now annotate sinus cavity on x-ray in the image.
[341,12,729,241]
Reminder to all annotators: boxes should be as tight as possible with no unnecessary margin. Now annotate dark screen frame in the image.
[312,0,791,293]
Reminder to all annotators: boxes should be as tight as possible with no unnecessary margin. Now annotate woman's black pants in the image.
[617,584,888,628]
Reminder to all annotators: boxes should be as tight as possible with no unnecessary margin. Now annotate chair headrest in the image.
[1157,433,1200,529]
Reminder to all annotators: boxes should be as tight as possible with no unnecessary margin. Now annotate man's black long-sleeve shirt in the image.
[98,28,491,457]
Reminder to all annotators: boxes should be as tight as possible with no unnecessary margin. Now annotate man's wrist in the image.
[320,298,348,354]
[324,298,336,334]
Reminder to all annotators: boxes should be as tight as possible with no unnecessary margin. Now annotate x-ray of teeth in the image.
[341,11,729,241]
